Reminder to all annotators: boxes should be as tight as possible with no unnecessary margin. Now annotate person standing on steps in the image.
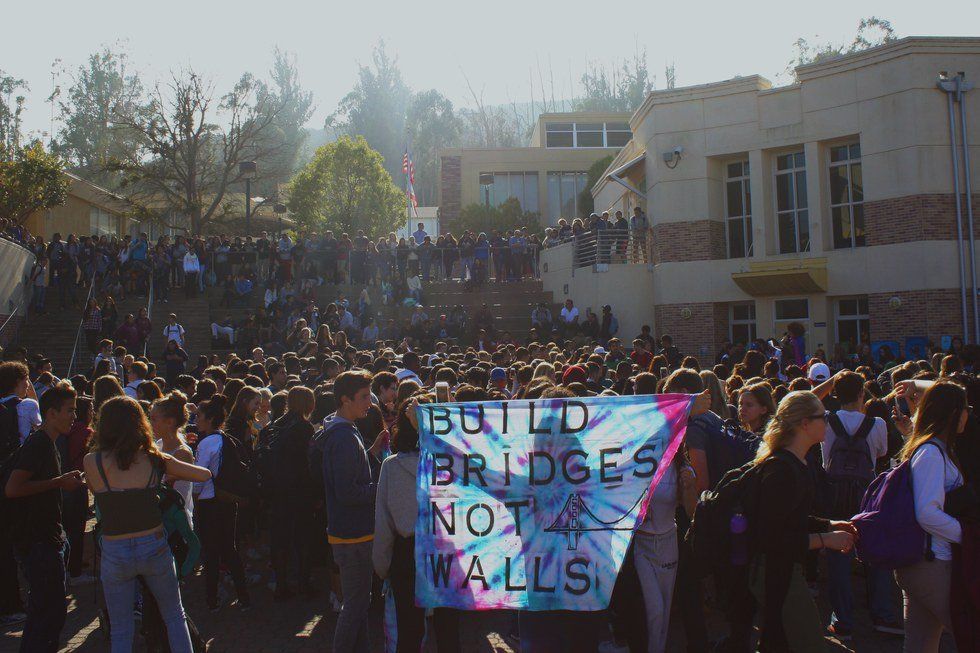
[163,314,186,350]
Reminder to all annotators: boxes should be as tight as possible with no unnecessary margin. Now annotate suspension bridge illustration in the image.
[544,491,648,551]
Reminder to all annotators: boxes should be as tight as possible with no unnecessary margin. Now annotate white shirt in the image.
[910,441,963,560]
[163,323,185,347]
[156,438,195,524]
[182,252,200,274]
[194,433,223,501]
[821,409,889,467]
[123,380,142,399]
[638,463,681,535]
[338,310,354,331]
[1,395,41,444]
[560,306,579,324]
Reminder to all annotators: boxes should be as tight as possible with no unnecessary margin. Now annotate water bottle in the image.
[730,511,749,566]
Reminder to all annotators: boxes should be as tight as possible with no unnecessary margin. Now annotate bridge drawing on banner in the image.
[544,491,647,551]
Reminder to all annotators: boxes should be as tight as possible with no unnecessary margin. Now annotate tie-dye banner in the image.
[414,394,694,611]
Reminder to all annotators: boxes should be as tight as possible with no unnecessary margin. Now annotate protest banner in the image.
[414,393,694,611]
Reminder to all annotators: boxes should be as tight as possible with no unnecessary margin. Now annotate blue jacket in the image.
[318,414,375,540]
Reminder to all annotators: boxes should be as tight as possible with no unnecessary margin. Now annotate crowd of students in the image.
[0,307,977,653]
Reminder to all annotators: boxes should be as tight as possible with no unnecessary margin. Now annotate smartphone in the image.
[659,366,668,378]
[435,381,451,403]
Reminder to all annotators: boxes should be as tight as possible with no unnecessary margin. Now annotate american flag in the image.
[403,149,419,217]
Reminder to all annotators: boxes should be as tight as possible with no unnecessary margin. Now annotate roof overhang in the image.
[731,258,828,296]
[605,152,646,199]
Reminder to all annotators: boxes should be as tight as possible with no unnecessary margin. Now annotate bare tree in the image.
[112,70,285,234]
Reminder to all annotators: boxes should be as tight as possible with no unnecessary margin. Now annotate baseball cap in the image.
[394,368,422,385]
[807,362,831,382]
[490,367,507,382]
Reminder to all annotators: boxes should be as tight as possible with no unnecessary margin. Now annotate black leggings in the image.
[196,500,248,608]
[390,535,460,652]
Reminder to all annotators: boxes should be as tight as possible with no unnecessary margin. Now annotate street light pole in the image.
[239,160,257,234]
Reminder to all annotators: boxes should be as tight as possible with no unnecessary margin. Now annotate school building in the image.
[539,36,980,360]
[438,111,632,229]
[23,172,134,240]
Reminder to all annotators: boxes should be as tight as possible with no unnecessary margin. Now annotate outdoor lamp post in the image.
[239,161,257,233]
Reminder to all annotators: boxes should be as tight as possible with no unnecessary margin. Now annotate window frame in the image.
[478,171,540,214]
[834,295,870,347]
[546,171,589,223]
[729,302,757,345]
[543,121,633,148]
[773,150,810,254]
[828,141,865,249]
[724,159,753,259]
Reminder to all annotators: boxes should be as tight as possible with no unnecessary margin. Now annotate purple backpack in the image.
[852,442,942,569]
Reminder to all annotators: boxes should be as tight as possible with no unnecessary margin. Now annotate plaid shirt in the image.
[82,309,102,332]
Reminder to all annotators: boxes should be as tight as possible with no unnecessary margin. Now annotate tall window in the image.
[544,122,633,148]
[89,207,119,236]
[725,160,753,258]
[547,172,588,223]
[830,143,865,248]
[478,172,539,213]
[775,151,809,254]
[836,297,870,347]
[730,303,757,345]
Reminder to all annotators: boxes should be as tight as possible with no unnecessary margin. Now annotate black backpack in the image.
[213,433,258,504]
[825,413,876,519]
[684,459,765,578]
[0,396,22,466]
[690,414,761,489]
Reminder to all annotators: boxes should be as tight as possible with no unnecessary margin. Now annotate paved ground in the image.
[0,534,956,652]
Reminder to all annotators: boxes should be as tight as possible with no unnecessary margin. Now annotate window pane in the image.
[745,215,754,255]
[849,143,861,159]
[794,152,806,168]
[829,165,850,205]
[726,181,743,217]
[574,172,588,198]
[728,218,746,258]
[775,299,809,320]
[830,145,849,162]
[606,131,631,147]
[605,122,630,131]
[838,298,857,315]
[778,213,797,254]
[858,297,869,314]
[838,319,859,346]
[850,163,863,202]
[733,304,751,320]
[777,154,792,170]
[853,204,866,247]
[776,174,794,211]
[795,171,808,209]
[798,209,810,252]
[547,173,561,223]
[546,123,573,132]
[510,173,524,205]
[576,131,604,147]
[546,132,573,147]
[561,173,577,218]
[833,206,852,249]
[732,324,751,346]
[577,123,603,131]
[524,173,539,213]
[727,162,742,178]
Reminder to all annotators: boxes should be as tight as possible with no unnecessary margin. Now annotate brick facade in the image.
[655,302,729,359]
[868,288,971,346]
[652,219,726,263]
[864,193,980,246]
[439,155,462,232]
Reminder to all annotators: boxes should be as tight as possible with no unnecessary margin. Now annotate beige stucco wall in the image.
[541,242,655,340]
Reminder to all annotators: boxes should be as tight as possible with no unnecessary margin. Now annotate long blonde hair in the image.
[898,380,966,462]
[753,390,824,464]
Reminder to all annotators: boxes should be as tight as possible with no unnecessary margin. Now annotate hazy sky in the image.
[5,0,979,137]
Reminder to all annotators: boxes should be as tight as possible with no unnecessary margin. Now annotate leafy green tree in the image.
[0,70,28,160]
[328,41,410,183]
[112,69,286,235]
[0,141,69,224]
[406,90,461,206]
[456,198,540,236]
[575,50,653,113]
[788,17,896,77]
[253,49,315,197]
[287,135,404,237]
[578,154,616,218]
[53,46,143,187]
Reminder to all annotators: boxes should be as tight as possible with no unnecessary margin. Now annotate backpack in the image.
[684,459,766,578]
[253,418,289,497]
[213,433,257,504]
[852,442,946,569]
[825,413,876,519]
[0,396,22,466]
[690,414,761,489]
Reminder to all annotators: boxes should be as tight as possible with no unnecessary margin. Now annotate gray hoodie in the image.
[372,451,419,578]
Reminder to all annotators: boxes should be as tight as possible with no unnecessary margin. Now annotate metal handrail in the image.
[572,228,651,269]
[142,274,154,359]
[66,267,99,378]
[0,273,33,344]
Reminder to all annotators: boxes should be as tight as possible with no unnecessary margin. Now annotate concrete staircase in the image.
[15,278,561,376]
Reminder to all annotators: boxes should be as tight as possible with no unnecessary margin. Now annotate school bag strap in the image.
[95,452,112,491]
